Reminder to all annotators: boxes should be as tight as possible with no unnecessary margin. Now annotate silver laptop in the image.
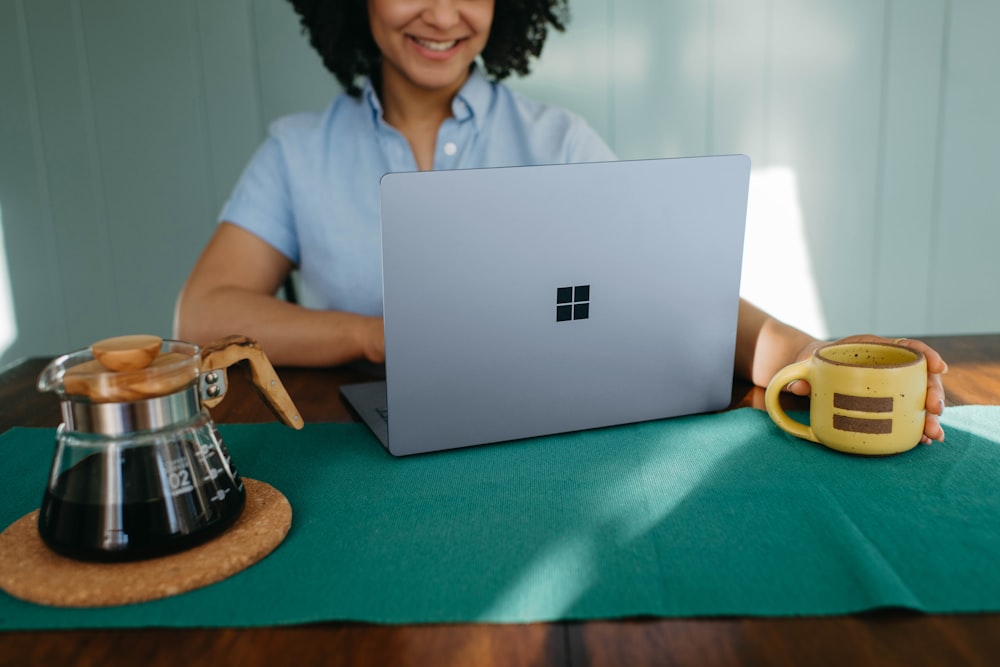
[341,155,751,456]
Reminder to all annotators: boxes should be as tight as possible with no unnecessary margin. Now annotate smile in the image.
[410,36,462,52]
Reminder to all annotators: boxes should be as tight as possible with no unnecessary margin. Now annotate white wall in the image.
[1,0,997,366]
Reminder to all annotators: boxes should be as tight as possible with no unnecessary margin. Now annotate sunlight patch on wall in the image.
[0,202,18,357]
[741,167,828,338]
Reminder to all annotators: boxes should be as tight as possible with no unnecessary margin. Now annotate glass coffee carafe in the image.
[36,335,301,562]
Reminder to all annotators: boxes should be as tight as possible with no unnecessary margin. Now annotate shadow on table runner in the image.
[1,406,999,629]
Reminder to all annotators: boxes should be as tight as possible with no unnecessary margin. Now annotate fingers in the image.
[891,337,947,444]
[361,316,386,364]
[922,374,946,444]
[925,373,946,415]
[895,337,949,375]
[922,411,945,445]
[785,379,811,396]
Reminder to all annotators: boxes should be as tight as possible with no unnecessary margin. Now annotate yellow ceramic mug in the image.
[764,342,927,455]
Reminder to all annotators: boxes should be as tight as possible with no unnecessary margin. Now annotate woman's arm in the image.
[734,299,819,390]
[735,298,947,443]
[174,223,384,367]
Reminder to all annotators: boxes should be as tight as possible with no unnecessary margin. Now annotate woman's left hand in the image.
[785,335,948,444]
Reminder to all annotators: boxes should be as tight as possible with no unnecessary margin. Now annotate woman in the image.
[175,0,947,442]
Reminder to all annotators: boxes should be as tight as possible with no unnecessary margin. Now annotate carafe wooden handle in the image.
[200,335,303,430]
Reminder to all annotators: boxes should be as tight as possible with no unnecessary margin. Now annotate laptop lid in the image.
[346,155,750,456]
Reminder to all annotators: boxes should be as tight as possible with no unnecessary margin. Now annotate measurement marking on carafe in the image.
[203,467,224,481]
[169,469,194,495]
[165,457,193,495]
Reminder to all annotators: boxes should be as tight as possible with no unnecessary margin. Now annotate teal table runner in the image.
[2,406,999,629]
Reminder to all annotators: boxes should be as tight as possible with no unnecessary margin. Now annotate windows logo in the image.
[556,285,590,322]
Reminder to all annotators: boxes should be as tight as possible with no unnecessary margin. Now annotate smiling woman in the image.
[174,0,615,368]
[172,0,949,446]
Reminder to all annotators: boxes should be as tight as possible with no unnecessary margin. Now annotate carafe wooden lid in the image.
[90,334,162,371]
[55,336,201,403]
[41,334,303,428]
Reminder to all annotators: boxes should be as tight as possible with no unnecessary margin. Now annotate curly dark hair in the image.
[286,0,569,97]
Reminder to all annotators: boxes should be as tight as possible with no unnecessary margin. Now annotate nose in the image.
[422,0,461,29]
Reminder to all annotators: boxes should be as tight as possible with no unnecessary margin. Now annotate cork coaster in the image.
[0,478,291,608]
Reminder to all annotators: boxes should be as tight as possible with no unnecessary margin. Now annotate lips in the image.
[413,36,458,51]
[409,35,464,54]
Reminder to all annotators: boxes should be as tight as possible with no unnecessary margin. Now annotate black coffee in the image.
[38,443,245,562]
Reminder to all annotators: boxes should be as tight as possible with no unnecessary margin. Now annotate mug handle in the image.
[764,360,820,444]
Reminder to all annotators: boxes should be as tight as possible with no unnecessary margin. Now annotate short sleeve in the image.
[565,118,618,163]
[218,130,301,265]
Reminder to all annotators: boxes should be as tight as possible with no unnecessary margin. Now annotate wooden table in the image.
[1,334,999,666]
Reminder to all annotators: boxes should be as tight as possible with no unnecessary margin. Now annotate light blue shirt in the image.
[220,66,616,316]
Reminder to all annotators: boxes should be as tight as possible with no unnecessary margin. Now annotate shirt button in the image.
[443,142,458,156]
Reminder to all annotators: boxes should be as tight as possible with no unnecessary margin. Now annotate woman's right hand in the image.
[358,317,386,364]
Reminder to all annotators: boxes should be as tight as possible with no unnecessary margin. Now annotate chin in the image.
[408,67,472,92]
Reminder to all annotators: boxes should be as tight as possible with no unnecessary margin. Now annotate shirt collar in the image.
[362,79,385,128]
[452,65,492,131]
[362,64,493,132]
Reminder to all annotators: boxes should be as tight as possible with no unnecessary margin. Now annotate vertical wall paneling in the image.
[611,0,713,160]
[0,0,71,362]
[78,0,216,339]
[193,1,263,244]
[506,0,613,151]
[768,0,886,337]
[24,0,120,347]
[872,0,947,335]
[710,0,829,336]
[710,0,769,160]
[1,0,999,367]
[929,0,1000,333]
[250,0,339,128]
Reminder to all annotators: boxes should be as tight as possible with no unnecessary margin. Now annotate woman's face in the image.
[368,0,494,98]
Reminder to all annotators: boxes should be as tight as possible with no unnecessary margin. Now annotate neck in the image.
[377,65,469,134]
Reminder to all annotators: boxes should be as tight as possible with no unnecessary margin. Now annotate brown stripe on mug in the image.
[833,414,893,434]
[834,393,893,413]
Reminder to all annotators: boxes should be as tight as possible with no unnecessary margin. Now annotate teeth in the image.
[414,37,458,52]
